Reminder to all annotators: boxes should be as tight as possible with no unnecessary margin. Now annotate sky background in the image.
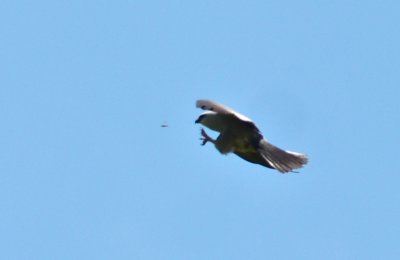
[1,0,400,259]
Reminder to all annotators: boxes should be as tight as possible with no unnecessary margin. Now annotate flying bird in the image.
[195,99,308,173]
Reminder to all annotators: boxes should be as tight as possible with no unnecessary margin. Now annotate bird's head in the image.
[195,112,216,125]
[195,114,206,124]
[195,112,224,132]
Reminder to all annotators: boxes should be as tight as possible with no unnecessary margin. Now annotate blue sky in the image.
[1,0,400,259]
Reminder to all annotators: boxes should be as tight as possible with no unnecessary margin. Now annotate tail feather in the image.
[258,140,308,173]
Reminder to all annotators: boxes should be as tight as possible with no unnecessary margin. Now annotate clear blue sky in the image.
[1,0,399,259]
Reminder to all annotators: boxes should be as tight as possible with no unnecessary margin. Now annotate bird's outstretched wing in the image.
[196,99,253,123]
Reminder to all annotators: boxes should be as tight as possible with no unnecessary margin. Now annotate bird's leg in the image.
[200,128,215,146]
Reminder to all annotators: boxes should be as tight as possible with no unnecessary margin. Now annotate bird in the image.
[195,99,308,173]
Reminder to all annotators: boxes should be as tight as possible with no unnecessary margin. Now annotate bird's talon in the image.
[199,128,213,145]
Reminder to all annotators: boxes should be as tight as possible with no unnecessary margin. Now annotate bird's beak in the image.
[195,118,200,124]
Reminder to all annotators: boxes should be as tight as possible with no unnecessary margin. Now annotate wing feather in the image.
[196,99,253,123]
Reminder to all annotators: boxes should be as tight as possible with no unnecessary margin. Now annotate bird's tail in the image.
[259,140,308,173]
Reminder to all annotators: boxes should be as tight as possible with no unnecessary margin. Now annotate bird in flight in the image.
[195,99,308,173]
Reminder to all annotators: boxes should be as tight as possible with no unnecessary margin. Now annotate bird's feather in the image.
[256,139,308,173]
[196,99,253,123]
